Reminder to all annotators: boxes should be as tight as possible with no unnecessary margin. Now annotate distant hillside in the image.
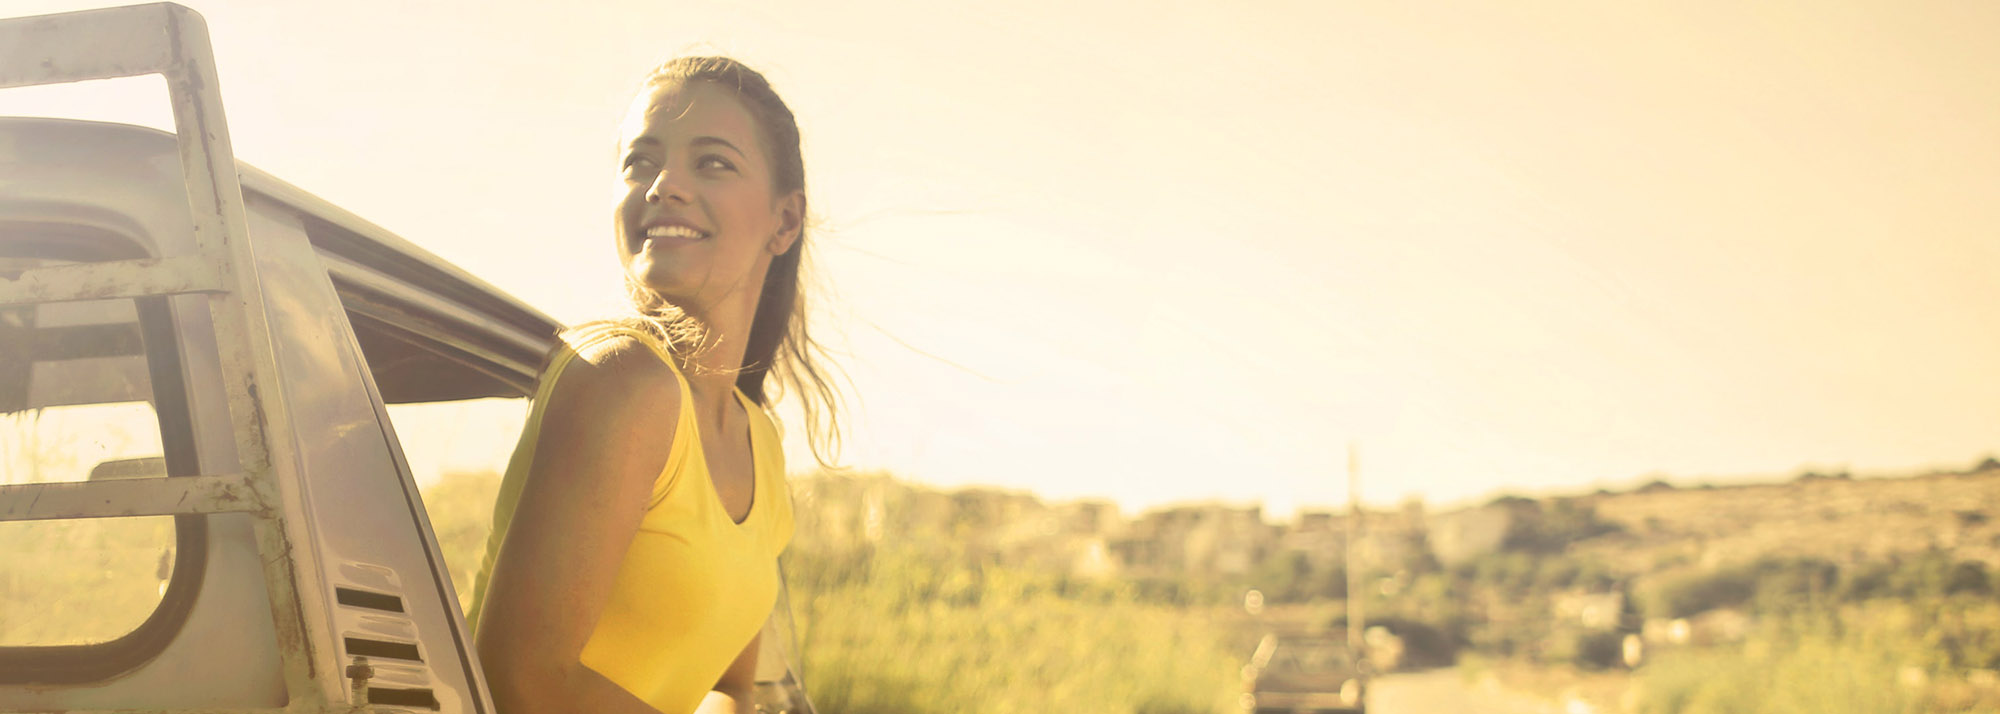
[792,459,2000,583]
[1502,464,2000,576]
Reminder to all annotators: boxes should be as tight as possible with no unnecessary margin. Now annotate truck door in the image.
[0,5,496,712]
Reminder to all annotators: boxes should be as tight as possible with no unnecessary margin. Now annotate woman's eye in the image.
[623,155,658,173]
[698,155,736,172]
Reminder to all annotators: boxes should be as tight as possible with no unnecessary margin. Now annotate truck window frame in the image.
[0,222,211,684]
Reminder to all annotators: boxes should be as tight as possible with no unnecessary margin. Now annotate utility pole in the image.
[1345,441,1365,661]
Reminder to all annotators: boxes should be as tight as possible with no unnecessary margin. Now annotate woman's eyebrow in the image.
[625,135,745,157]
[691,135,746,157]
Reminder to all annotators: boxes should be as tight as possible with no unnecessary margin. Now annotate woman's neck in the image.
[673,292,758,424]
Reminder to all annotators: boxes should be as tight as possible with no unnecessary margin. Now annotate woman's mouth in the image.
[645,225,709,242]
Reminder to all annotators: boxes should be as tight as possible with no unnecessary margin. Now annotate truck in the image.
[1240,630,1368,714]
[0,4,813,712]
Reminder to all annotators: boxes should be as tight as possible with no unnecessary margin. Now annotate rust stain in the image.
[0,258,220,307]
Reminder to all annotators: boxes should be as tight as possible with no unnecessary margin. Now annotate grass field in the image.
[784,547,1241,714]
[421,471,1245,714]
[1632,602,2000,714]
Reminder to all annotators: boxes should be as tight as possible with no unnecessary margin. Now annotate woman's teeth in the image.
[646,225,705,240]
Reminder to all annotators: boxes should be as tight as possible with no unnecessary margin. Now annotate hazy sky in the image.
[4,1,1996,515]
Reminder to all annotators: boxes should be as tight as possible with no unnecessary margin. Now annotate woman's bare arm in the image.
[475,336,679,714]
[693,634,761,714]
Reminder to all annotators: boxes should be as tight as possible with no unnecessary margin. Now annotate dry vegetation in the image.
[352,461,2000,714]
[8,455,1995,714]
[418,470,1243,714]
[1398,463,2000,714]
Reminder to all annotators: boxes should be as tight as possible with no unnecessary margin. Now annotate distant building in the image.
[1551,589,1626,630]
[1112,503,1274,578]
[1277,510,1346,572]
[1428,504,1513,566]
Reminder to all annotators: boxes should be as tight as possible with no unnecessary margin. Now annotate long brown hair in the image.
[615,56,844,467]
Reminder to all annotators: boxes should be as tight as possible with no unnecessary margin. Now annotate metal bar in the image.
[0,255,225,307]
[11,709,290,714]
[156,5,277,506]
[152,5,338,705]
[0,3,175,89]
[0,701,378,713]
[1345,442,1365,666]
[0,474,261,522]
[251,511,329,711]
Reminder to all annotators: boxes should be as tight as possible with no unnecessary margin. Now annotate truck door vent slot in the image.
[368,686,440,710]
[336,587,405,613]
[344,636,422,662]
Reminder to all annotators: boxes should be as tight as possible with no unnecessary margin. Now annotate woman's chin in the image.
[627,267,694,304]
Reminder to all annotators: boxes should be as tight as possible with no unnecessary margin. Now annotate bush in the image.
[1636,642,1915,714]
[1643,567,1757,620]
[1544,629,1627,670]
[1635,621,1920,714]
[1245,550,1345,603]
[789,545,1241,714]
[1751,558,1838,612]
[1637,600,2000,713]
[1871,551,1993,601]
[1462,551,1539,594]
[1643,557,1852,620]
[1944,562,1991,597]
[1361,616,1462,669]
[1498,498,1625,555]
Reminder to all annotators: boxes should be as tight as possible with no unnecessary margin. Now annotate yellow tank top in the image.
[465,324,794,714]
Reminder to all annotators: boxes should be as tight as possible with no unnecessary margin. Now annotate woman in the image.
[467,57,838,714]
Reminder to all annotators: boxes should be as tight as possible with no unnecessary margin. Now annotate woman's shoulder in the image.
[544,320,682,407]
[559,319,673,363]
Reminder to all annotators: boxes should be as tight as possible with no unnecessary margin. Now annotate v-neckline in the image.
[694,388,758,527]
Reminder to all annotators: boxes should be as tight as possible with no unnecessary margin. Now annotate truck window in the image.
[387,397,530,614]
[0,228,209,677]
[0,398,171,646]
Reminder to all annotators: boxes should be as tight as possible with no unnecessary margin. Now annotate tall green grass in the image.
[1635,602,2000,714]
[787,547,1241,714]
[1636,636,1917,714]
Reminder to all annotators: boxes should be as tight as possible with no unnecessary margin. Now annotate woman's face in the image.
[614,80,800,317]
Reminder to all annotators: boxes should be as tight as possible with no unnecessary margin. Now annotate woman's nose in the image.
[646,171,691,204]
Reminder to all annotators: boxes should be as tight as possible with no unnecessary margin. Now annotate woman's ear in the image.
[769,190,805,255]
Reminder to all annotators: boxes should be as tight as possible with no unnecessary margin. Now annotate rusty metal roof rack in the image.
[0,4,341,711]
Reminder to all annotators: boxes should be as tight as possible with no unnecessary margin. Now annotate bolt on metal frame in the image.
[0,4,341,711]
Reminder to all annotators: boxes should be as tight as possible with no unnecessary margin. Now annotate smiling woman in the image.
[465,57,839,714]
